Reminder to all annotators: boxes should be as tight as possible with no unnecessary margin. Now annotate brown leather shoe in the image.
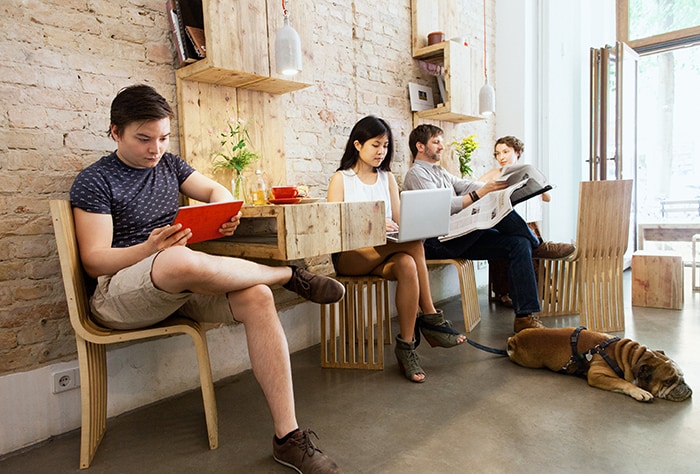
[514,314,545,333]
[273,429,343,473]
[532,241,575,259]
[283,266,345,304]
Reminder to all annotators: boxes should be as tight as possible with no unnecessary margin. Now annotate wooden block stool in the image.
[426,259,481,332]
[320,276,391,370]
[632,250,684,310]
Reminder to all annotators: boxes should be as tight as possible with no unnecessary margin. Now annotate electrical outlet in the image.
[476,260,487,270]
[52,368,80,394]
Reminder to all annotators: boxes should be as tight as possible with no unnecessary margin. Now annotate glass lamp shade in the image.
[479,77,496,115]
[275,16,302,75]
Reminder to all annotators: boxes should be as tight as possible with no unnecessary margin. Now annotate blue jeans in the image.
[424,211,541,316]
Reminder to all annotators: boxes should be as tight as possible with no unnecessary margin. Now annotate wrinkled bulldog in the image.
[506,327,692,402]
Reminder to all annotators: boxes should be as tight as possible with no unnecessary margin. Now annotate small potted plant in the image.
[451,134,479,177]
[211,118,260,202]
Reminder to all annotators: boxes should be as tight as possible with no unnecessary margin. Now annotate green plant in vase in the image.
[211,118,260,203]
[451,134,479,177]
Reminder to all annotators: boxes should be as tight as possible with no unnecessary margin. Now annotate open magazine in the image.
[500,163,552,205]
[439,164,550,242]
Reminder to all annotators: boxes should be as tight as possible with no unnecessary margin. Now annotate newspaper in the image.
[438,164,551,242]
[439,178,527,241]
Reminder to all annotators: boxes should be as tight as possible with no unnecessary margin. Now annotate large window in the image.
[618,0,700,261]
[618,0,700,53]
[628,0,700,41]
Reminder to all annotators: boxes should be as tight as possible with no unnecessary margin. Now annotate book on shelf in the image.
[166,0,195,66]
[167,0,205,66]
[185,25,206,58]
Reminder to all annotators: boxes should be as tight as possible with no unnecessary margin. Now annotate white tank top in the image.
[340,169,391,218]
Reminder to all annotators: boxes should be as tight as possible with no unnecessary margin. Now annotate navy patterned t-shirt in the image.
[70,152,196,248]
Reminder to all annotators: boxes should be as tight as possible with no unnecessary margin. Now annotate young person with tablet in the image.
[69,84,344,473]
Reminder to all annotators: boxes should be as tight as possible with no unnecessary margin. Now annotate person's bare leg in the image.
[399,241,438,314]
[151,246,292,294]
[227,284,298,438]
[373,253,420,341]
[339,250,425,382]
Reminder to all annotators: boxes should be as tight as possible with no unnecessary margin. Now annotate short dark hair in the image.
[107,84,174,138]
[494,136,525,156]
[337,116,394,172]
[408,124,443,159]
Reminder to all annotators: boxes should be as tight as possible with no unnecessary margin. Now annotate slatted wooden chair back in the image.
[537,180,633,332]
[50,200,218,469]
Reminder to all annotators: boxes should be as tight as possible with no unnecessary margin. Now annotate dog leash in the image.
[466,337,508,356]
[415,318,508,355]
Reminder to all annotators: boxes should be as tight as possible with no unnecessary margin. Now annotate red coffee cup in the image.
[271,186,299,199]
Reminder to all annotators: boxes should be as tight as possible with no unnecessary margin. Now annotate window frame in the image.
[616,0,700,54]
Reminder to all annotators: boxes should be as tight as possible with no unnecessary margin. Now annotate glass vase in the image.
[231,173,248,203]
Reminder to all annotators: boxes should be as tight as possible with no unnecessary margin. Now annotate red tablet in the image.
[172,201,243,244]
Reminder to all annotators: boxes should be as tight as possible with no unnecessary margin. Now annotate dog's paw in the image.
[628,387,654,402]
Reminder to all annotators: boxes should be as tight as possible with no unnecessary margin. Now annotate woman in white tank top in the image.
[327,116,466,383]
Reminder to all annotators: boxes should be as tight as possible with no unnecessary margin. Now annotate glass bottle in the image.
[251,169,267,205]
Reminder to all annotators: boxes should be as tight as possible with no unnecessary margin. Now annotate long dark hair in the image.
[337,116,393,172]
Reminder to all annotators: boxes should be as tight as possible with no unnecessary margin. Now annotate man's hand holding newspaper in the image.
[439,164,551,242]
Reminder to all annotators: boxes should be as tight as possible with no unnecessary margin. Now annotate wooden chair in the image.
[49,200,218,469]
[426,259,481,332]
[536,180,633,332]
[320,275,391,369]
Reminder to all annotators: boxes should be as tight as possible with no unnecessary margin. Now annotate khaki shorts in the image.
[91,253,236,330]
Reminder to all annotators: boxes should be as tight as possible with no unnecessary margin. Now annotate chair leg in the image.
[426,259,481,332]
[77,338,107,469]
[190,326,218,450]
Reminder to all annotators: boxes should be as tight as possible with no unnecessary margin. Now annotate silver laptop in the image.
[386,188,452,243]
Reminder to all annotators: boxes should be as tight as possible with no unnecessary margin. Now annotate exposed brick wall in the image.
[0,0,494,375]
[0,0,179,374]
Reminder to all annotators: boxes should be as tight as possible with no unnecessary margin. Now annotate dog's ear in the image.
[634,362,654,386]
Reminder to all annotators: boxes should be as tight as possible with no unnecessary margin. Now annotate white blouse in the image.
[339,169,391,218]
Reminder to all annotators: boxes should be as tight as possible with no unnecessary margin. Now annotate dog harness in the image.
[560,326,624,378]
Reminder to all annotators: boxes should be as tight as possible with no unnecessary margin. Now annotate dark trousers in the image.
[423,211,541,316]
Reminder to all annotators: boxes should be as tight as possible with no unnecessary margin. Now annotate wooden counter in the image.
[190,201,386,261]
[637,222,700,250]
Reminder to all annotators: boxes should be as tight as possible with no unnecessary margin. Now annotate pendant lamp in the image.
[479,0,495,115]
[275,0,302,76]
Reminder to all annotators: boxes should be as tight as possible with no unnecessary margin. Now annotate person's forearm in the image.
[81,241,158,278]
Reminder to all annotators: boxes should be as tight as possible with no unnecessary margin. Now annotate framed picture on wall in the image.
[408,82,434,111]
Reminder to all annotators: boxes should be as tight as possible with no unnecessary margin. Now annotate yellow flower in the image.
[451,134,479,177]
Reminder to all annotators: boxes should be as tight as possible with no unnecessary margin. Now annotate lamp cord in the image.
[483,0,487,79]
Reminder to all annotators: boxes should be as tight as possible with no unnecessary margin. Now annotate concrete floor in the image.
[2,269,699,473]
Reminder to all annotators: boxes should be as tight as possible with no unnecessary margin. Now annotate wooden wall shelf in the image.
[411,0,484,124]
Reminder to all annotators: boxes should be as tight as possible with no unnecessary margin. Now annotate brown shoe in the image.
[283,267,345,304]
[273,429,343,473]
[514,314,545,333]
[532,241,575,259]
